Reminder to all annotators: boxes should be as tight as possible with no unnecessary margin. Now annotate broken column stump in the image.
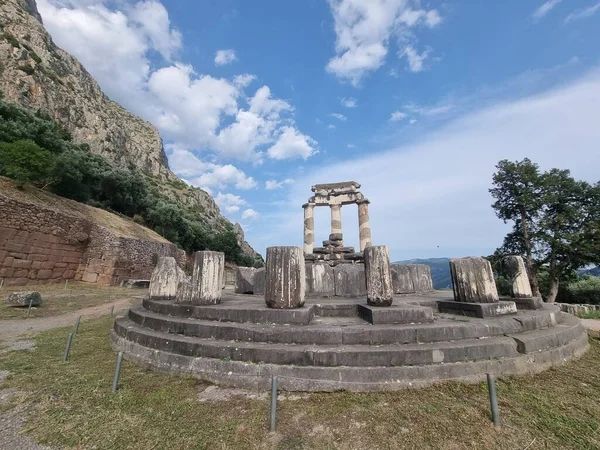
[254,268,266,295]
[364,245,393,306]
[235,267,256,294]
[450,257,499,303]
[149,257,187,300]
[190,251,225,305]
[265,246,305,309]
[503,255,533,298]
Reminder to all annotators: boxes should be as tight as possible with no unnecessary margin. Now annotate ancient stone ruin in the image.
[111,182,588,392]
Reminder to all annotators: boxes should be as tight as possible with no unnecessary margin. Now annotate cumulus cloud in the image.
[242,209,260,220]
[564,2,600,23]
[390,111,407,121]
[401,45,431,73]
[341,97,357,108]
[325,0,442,85]
[267,127,318,160]
[265,179,294,190]
[214,49,237,65]
[532,0,562,20]
[215,192,247,213]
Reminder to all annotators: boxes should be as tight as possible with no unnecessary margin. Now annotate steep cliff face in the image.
[0,0,259,259]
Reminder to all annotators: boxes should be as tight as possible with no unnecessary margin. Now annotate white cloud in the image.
[325,0,442,85]
[347,143,356,148]
[532,0,562,20]
[129,0,182,59]
[248,70,600,261]
[195,164,257,190]
[404,102,454,117]
[341,97,357,108]
[216,192,247,213]
[331,113,347,121]
[242,209,260,220]
[409,119,417,125]
[267,127,318,160]
[265,179,294,190]
[390,111,407,121]
[233,74,256,88]
[401,45,431,73]
[565,2,600,23]
[214,49,237,65]
[328,124,336,130]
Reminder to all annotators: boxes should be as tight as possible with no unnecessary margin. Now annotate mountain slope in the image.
[0,0,259,259]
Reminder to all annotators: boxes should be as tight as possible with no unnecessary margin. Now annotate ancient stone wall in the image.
[0,192,184,286]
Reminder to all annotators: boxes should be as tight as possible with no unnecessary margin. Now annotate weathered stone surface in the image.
[191,251,225,305]
[437,300,517,318]
[503,256,533,298]
[450,257,499,303]
[333,264,367,297]
[265,246,305,309]
[408,265,434,292]
[6,291,42,307]
[175,277,193,303]
[305,263,335,297]
[364,246,393,306]
[121,279,150,289]
[358,304,434,324]
[254,268,266,295]
[329,233,343,241]
[391,264,415,294]
[235,267,256,294]
[149,257,187,300]
[511,297,543,310]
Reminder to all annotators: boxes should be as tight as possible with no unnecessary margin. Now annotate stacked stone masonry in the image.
[0,193,185,286]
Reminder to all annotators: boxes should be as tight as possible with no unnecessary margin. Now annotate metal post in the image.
[112,351,124,393]
[64,279,69,289]
[270,376,279,432]
[74,316,81,334]
[62,333,74,362]
[110,305,115,317]
[27,297,33,316]
[487,373,500,427]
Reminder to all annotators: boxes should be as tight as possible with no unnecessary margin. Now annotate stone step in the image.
[508,318,585,353]
[115,316,525,367]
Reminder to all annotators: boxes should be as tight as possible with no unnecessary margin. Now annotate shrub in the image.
[560,276,600,305]
[0,140,55,187]
[2,31,20,48]
[18,65,35,75]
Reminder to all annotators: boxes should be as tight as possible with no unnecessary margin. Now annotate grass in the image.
[0,282,144,319]
[0,317,598,449]
[579,310,600,320]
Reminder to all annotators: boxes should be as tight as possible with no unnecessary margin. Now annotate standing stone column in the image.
[450,257,499,303]
[330,204,343,244]
[149,257,187,300]
[364,245,393,306]
[503,255,533,298]
[303,203,315,255]
[265,246,305,309]
[190,251,225,305]
[357,199,372,251]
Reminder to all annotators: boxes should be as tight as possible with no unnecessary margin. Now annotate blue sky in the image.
[37,0,600,260]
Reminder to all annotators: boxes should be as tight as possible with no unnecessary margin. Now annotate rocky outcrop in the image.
[0,0,259,259]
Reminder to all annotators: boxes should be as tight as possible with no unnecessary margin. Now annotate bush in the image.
[0,140,55,187]
[560,276,600,305]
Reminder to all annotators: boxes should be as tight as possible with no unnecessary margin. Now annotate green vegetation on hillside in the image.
[0,93,258,266]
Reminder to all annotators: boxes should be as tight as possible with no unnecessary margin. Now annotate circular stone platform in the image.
[110,291,589,392]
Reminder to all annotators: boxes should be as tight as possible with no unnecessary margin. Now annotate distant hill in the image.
[579,266,600,277]
[394,258,452,290]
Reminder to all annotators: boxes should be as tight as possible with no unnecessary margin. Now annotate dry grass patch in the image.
[0,316,598,449]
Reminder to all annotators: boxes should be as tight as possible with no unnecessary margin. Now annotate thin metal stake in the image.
[27,297,33,316]
[62,333,74,362]
[74,316,81,334]
[110,305,115,317]
[270,376,279,432]
[112,351,124,393]
[487,373,500,427]
[64,279,69,290]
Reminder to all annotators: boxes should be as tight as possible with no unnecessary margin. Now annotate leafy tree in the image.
[0,140,55,187]
[490,159,600,302]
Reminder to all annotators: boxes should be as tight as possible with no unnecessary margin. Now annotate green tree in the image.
[0,140,55,187]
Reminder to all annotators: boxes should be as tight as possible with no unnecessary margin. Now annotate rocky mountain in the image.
[395,258,452,290]
[0,0,259,259]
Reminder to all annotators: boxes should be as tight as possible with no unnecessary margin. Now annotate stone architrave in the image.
[364,246,393,306]
[408,264,434,292]
[191,251,225,305]
[254,268,266,295]
[305,263,335,297]
[303,203,315,255]
[391,264,415,294]
[357,199,372,252]
[265,246,305,309]
[235,267,256,294]
[333,264,366,297]
[450,257,499,303]
[149,257,187,300]
[503,256,533,298]
[6,291,42,307]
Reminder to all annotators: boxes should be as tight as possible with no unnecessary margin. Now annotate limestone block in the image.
[306,263,334,297]
[450,257,499,303]
[503,255,533,298]
[364,246,393,306]
[254,268,266,295]
[408,264,434,292]
[191,251,225,305]
[264,246,305,309]
[176,277,193,303]
[235,267,256,294]
[333,264,366,297]
[6,291,42,307]
[391,264,415,294]
[149,257,187,300]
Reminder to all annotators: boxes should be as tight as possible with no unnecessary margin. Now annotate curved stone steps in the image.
[128,305,560,346]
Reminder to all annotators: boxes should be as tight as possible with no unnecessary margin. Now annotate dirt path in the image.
[581,319,600,333]
[0,297,135,342]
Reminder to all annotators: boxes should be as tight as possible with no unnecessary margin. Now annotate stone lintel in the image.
[357,303,434,325]
[302,202,315,209]
[437,300,517,318]
[311,181,361,192]
[311,192,365,206]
